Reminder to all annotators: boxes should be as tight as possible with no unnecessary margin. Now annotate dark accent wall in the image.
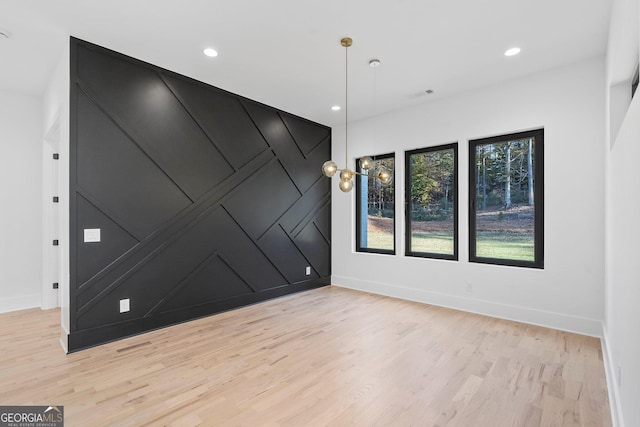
[68,38,331,351]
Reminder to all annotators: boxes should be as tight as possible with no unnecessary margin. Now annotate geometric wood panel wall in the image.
[68,38,331,351]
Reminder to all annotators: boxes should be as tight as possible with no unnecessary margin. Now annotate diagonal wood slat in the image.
[69,37,331,351]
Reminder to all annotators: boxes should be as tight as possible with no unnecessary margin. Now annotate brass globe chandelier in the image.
[322,37,392,192]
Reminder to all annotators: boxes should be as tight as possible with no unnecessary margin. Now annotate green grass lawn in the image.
[364,230,533,261]
[365,231,455,254]
[476,231,534,261]
[364,231,394,250]
[410,231,454,254]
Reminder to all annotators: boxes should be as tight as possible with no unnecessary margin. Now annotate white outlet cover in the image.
[84,228,101,243]
[305,266,311,275]
[119,298,130,313]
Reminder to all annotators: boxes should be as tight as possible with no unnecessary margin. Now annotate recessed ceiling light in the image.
[203,48,218,58]
[331,105,341,111]
[504,47,521,57]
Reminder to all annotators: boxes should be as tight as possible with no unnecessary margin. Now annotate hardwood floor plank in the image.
[0,287,611,426]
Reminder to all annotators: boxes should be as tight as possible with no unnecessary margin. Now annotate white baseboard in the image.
[0,293,40,313]
[601,327,624,427]
[331,275,603,337]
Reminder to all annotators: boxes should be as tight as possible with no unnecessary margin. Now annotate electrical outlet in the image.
[466,282,472,292]
[119,298,130,313]
[84,228,101,243]
[305,266,311,276]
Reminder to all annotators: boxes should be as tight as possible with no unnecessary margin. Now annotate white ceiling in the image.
[1,0,612,127]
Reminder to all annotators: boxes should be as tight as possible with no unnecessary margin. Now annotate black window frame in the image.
[405,143,458,261]
[355,152,396,255]
[468,129,544,269]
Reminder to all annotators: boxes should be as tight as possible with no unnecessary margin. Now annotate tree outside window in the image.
[356,154,395,254]
[406,143,458,260]
[469,129,544,268]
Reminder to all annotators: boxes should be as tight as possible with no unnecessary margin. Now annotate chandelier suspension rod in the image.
[344,37,349,168]
[321,37,391,192]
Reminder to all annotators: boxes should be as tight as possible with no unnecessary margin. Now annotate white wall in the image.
[606,96,640,427]
[42,46,71,348]
[604,0,640,426]
[0,90,43,312]
[331,56,606,337]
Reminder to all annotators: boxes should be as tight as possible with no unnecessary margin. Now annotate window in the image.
[469,129,544,268]
[356,153,395,254]
[405,143,458,260]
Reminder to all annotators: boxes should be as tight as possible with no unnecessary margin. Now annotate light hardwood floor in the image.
[0,286,611,426]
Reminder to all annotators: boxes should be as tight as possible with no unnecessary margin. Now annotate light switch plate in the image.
[84,228,101,243]
[305,266,311,276]
[119,298,130,313]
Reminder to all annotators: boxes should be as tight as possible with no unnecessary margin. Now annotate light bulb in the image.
[340,168,355,181]
[359,156,374,171]
[339,178,353,192]
[322,161,338,177]
[377,167,392,185]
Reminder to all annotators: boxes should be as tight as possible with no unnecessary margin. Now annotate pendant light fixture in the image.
[322,37,392,192]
